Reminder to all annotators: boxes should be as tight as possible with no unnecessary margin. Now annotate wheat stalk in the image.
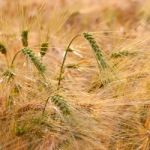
[57,34,80,90]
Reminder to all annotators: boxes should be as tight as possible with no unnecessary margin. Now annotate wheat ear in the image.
[0,43,7,55]
[51,95,70,115]
[83,32,114,84]
[42,95,70,116]
[83,32,109,70]
[0,43,9,66]
[21,30,28,47]
[40,42,49,58]
[22,48,45,74]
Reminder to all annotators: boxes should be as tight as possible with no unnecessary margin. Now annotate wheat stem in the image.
[11,51,22,67]
[42,96,50,116]
[57,34,80,91]
[5,54,9,67]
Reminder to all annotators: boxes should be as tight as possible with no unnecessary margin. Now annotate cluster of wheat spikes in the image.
[20,30,46,75]
[0,30,70,119]
[57,32,115,90]
[0,29,116,149]
[1,30,114,116]
[10,30,46,77]
[0,29,70,119]
[43,32,114,117]
[42,32,115,117]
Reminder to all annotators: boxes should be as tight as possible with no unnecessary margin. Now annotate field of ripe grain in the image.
[0,0,150,149]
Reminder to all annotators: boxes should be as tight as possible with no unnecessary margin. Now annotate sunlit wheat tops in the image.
[22,47,45,74]
[40,42,48,57]
[0,43,7,55]
[83,32,109,70]
[21,30,28,47]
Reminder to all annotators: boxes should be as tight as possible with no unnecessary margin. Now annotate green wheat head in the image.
[21,30,28,47]
[40,42,48,57]
[83,32,109,70]
[22,48,45,74]
[0,43,7,55]
[3,69,15,82]
[51,95,70,116]
[83,32,115,84]
[111,50,137,58]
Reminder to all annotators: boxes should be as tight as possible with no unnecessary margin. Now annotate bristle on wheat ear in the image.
[22,47,46,74]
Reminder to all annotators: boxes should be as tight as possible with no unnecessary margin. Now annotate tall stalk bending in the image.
[57,34,80,91]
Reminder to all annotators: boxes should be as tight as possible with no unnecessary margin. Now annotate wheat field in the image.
[0,0,150,149]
